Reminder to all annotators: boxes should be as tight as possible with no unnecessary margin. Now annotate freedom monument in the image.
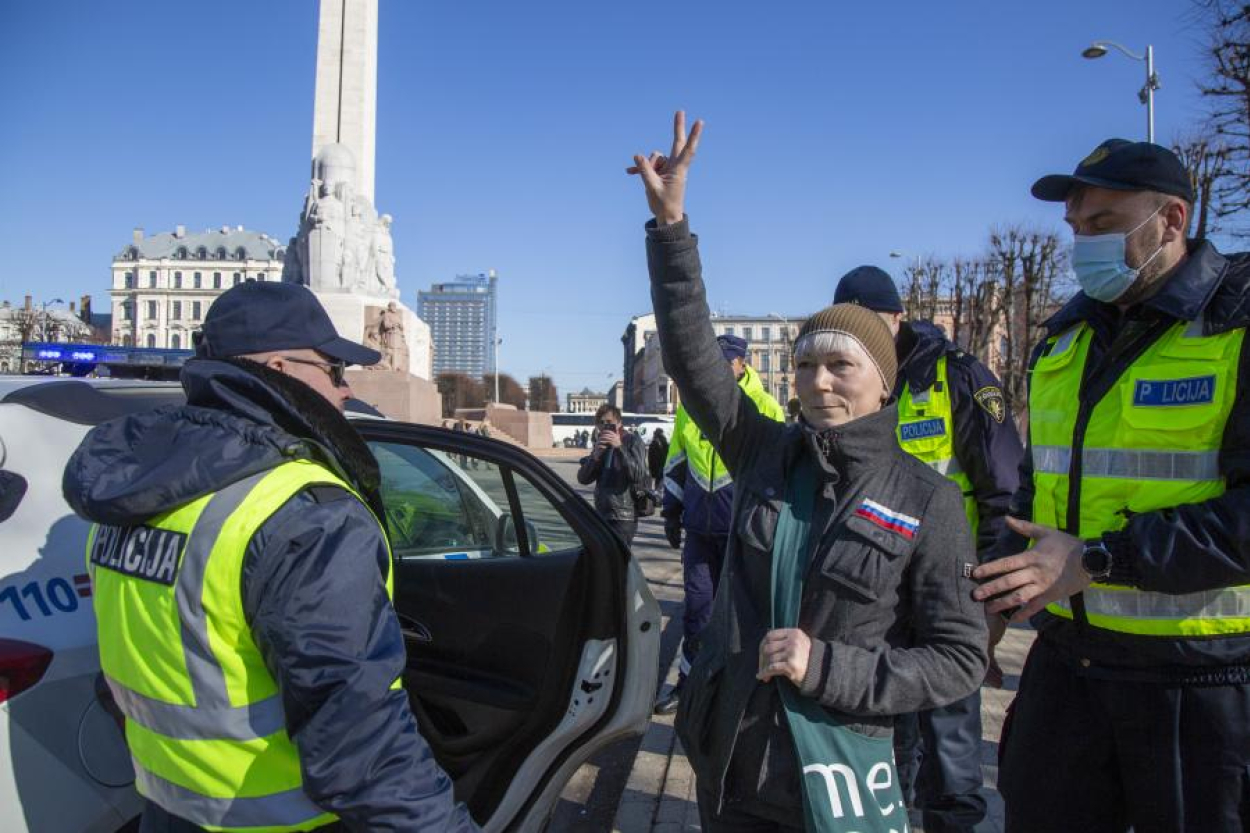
[283,0,439,421]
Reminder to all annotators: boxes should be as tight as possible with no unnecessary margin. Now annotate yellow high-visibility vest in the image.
[88,459,396,832]
[896,355,979,537]
[1028,316,1250,637]
[663,365,786,499]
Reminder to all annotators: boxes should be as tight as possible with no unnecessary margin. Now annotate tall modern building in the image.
[417,270,498,377]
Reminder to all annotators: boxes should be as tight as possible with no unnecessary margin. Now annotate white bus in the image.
[551,412,675,448]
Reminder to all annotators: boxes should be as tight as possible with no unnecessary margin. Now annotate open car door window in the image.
[356,422,659,831]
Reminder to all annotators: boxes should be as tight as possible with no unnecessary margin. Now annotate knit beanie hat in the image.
[793,303,898,393]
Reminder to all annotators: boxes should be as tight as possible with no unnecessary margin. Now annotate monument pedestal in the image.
[347,369,442,424]
[315,293,431,380]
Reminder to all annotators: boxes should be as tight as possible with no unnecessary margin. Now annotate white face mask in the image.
[1070,205,1165,302]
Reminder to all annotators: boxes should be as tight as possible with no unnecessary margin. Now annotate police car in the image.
[0,376,661,832]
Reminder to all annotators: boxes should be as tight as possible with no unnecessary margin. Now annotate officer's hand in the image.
[757,628,812,686]
[664,517,683,549]
[972,517,1091,623]
[626,110,704,226]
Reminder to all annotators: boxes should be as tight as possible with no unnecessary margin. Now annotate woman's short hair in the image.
[792,330,872,364]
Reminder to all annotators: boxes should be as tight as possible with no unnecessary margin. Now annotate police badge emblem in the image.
[974,386,1006,423]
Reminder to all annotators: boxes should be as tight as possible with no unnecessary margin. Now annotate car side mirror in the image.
[495,514,539,555]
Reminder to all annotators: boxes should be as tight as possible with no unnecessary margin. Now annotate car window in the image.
[369,440,582,559]
[371,442,496,559]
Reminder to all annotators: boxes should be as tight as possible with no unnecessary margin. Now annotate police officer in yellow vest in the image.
[836,266,1023,833]
[974,140,1250,832]
[63,281,477,832]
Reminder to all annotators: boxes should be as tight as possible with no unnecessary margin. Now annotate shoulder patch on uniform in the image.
[306,485,353,504]
[973,386,1006,423]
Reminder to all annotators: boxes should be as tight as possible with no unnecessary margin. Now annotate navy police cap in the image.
[195,280,381,366]
[1032,139,1195,203]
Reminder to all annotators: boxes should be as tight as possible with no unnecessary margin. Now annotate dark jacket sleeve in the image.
[800,479,988,715]
[577,453,602,485]
[622,432,649,489]
[242,489,478,833]
[645,217,777,477]
[947,354,1023,560]
[1102,338,1250,592]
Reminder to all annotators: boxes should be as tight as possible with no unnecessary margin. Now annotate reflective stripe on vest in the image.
[1028,318,1250,637]
[666,365,785,497]
[896,355,979,536]
[89,460,393,832]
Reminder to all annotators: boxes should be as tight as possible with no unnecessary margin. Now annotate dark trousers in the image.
[609,517,637,546]
[895,691,994,832]
[680,531,728,675]
[696,785,805,833]
[1000,637,1250,833]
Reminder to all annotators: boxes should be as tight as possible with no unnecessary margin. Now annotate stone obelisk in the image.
[283,0,439,422]
[312,0,377,205]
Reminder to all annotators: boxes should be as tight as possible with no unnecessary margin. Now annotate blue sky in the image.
[0,0,1224,399]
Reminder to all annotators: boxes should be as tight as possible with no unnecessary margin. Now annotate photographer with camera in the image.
[577,403,649,545]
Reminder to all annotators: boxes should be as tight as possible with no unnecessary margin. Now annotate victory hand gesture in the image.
[627,110,704,226]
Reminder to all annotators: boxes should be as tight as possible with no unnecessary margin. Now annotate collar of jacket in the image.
[895,321,953,395]
[184,358,382,502]
[786,403,901,484]
[1045,239,1229,336]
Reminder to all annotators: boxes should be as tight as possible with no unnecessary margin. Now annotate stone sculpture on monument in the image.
[280,0,438,423]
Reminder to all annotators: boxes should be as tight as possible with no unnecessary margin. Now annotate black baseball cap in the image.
[195,281,381,366]
[1031,139,1195,203]
[833,265,904,313]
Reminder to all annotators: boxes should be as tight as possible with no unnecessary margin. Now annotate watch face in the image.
[1082,544,1112,577]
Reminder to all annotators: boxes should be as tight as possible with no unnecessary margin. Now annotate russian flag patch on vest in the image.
[855,498,921,540]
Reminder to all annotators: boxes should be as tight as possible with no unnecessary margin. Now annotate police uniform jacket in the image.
[63,359,476,832]
[895,321,1023,558]
[1003,240,1250,682]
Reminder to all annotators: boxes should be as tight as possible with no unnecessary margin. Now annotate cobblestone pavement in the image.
[534,450,1035,833]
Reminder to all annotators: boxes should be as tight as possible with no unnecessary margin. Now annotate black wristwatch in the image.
[1081,540,1113,581]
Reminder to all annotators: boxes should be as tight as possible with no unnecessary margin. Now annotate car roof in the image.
[0,376,386,426]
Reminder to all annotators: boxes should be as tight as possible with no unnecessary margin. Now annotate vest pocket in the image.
[1119,364,1226,432]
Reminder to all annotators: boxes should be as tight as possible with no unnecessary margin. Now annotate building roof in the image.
[116,226,284,262]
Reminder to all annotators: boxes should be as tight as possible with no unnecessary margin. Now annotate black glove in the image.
[664,517,683,550]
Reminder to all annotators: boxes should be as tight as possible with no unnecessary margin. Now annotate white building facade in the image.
[624,311,800,414]
[110,226,285,350]
[566,388,607,414]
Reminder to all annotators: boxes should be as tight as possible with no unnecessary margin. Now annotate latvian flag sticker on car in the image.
[855,498,920,540]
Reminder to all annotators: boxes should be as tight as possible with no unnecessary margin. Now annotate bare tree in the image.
[901,256,945,324]
[527,375,559,412]
[1194,1,1250,233]
[988,226,1070,409]
[1174,130,1233,240]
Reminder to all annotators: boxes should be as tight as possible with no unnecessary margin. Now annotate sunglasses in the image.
[280,355,348,387]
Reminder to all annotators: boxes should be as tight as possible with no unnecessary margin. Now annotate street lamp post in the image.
[40,298,65,342]
[493,336,502,403]
[1082,40,1160,144]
